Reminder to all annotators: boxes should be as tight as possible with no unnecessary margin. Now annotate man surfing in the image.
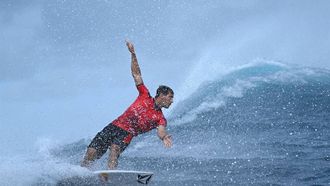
[81,40,174,170]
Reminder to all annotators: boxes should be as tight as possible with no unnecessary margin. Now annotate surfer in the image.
[81,40,174,169]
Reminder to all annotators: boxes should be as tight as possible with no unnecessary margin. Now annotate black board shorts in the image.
[88,123,131,159]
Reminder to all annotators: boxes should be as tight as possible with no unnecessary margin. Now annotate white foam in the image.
[0,138,90,186]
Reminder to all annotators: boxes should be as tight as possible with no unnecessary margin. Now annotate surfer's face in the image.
[160,92,174,108]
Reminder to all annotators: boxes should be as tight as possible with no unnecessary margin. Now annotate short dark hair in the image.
[155,85,174,98]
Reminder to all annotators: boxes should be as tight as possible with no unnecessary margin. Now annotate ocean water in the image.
[1,62,329,185]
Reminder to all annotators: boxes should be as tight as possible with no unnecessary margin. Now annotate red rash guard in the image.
[112,84,167,143]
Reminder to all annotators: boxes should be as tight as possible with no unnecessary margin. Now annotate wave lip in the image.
[170,61,330,126]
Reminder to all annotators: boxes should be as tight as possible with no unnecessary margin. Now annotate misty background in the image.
[1,0,330,155]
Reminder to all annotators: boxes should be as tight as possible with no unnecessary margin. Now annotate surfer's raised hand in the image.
[126,40,135,54]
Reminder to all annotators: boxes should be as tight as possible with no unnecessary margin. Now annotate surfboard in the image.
[93,170,153,185]
[56,170,153,186]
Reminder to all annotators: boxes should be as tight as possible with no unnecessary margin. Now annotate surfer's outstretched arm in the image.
[126,40,143,86]
[157,125,172,148]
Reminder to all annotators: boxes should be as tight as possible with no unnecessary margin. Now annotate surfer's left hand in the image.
[163,135,172,148]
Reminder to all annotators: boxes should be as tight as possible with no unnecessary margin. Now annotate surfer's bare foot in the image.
[98,173,109,182]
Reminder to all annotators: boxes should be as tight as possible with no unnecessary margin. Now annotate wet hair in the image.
[155,85,174,98]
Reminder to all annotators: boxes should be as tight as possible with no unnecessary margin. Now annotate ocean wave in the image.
[170,61,330,126]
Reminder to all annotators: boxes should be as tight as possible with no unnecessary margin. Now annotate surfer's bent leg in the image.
[81,124,114,168]
[108,144,121,169]
[107,126,131,169]
[81,147,98,168]
[108,142,129,169]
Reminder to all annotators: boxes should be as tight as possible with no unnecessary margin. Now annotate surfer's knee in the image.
[111,144,121,152]
[86,147,98,159]
[110,144,122,158]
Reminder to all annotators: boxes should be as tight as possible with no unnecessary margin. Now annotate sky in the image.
[1,0,330,155]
